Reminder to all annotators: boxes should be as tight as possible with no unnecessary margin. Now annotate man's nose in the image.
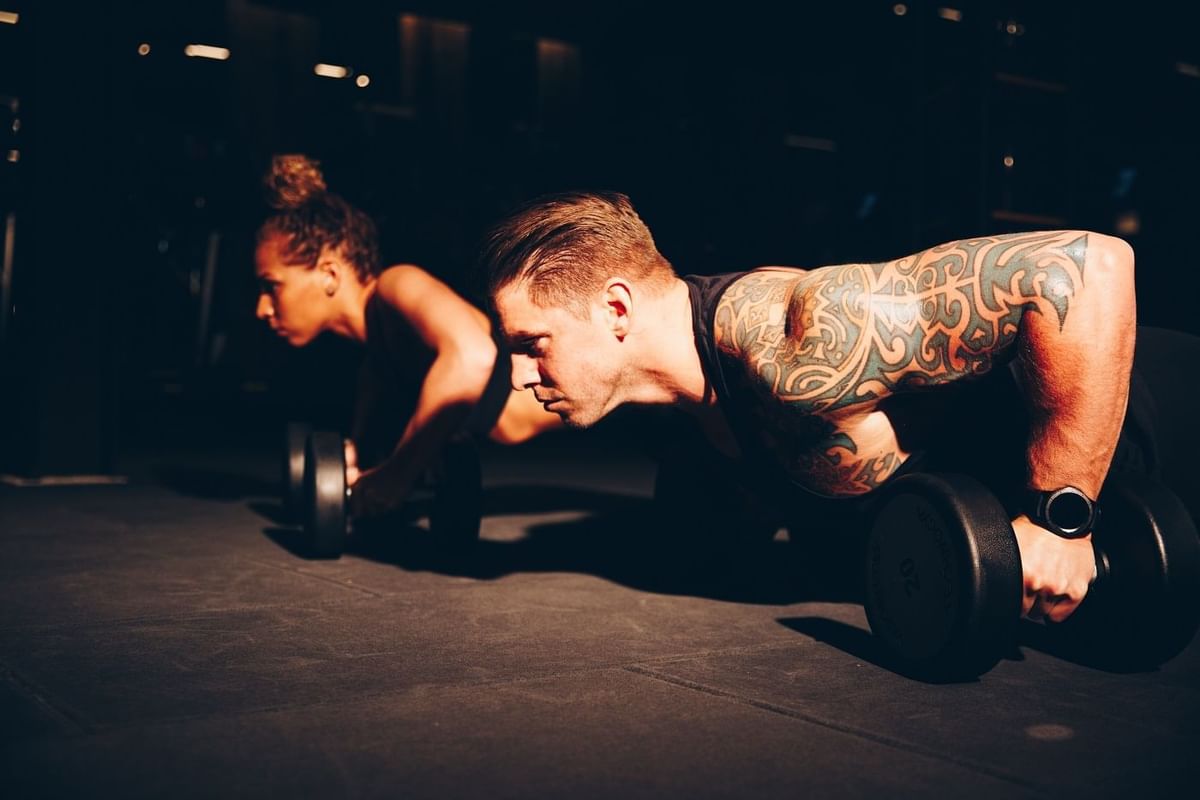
[510,353,540,391]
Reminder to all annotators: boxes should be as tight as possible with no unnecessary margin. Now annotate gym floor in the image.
[2,424,1197,799]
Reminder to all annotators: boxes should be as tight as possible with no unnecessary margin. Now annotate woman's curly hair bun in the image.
[264,154,327,210]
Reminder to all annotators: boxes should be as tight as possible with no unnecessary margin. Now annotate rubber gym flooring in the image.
[2,425,1197,799]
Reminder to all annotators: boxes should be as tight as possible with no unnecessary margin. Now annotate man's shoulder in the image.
[713,268,808,357]
[726,266,809,292]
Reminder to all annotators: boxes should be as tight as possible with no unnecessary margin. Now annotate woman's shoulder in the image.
[374,264,481,324]
[377,263,436,292]
[373,264,448,309]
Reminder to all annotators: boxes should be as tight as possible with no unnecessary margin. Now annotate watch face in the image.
[1048,489,1092,533]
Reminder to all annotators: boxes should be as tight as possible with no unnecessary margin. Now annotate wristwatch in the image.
[1025,486,1098,539]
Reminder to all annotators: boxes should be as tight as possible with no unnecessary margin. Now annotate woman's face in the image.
[254,233,332,347]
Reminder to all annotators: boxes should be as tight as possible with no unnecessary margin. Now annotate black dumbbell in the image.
[303,430,348,559]
[302,430,484,559]
[863,472,1200,679]
[282,421,311,521]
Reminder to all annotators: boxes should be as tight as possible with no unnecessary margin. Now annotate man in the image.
[483,191,1144,624]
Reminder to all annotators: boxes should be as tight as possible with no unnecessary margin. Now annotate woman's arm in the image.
[350,266,498,517]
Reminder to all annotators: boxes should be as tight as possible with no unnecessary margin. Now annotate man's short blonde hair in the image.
[482,191,676,316]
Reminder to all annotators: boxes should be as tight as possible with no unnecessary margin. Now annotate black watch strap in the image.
[1025,486,1098,539]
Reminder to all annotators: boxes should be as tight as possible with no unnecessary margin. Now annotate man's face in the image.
[494,282,622,429]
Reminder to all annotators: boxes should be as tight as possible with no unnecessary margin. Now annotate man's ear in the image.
[601,279,633,340]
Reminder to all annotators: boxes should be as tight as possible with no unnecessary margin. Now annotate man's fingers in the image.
[1025,587,1088,624]
[1047,578,1091,623]
[1022,588,1038,619]
[1045,595,1079,624]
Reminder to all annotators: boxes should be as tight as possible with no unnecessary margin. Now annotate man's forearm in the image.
[1016,235,1136,498]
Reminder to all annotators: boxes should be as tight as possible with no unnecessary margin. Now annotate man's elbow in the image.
[1073,231,1135,313]
[1090,232,1136,279]
[1084,233,1137,341]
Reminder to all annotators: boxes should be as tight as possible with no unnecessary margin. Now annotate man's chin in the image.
[556,407,595,430]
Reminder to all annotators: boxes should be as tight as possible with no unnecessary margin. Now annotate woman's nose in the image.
[256,294,274,320]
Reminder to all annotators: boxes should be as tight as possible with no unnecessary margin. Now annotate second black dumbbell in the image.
[863,472,1200,679]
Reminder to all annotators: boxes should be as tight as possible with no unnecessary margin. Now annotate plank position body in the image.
[484,191,1148,623]
[254,155,560,517]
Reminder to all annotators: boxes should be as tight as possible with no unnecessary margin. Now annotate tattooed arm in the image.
[720,231,1136,620]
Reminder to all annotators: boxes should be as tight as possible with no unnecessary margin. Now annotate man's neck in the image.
[623,278,713,409]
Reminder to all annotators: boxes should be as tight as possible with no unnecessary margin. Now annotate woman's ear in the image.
[319,259,340,297]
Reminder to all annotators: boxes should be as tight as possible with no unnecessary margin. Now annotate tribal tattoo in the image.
[714,231,1089,495]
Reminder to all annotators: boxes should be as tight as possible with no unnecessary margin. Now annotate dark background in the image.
[1,0,1197,477]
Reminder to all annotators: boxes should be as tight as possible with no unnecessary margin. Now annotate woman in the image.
[254,154,559,518]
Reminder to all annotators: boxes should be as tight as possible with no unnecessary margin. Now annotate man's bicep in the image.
[757,231,1092,413]
[899,231,1090,369]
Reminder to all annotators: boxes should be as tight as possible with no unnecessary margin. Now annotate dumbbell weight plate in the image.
[1056,475,1200,669]
[283,422,311,521]
[864,472,1023,677]
[429,437,482,547]
[304,431,348,559]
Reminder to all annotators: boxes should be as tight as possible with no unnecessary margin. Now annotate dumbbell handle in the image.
[1093,546,1111,584]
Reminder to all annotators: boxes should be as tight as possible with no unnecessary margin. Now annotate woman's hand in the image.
[344,439,361,487]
